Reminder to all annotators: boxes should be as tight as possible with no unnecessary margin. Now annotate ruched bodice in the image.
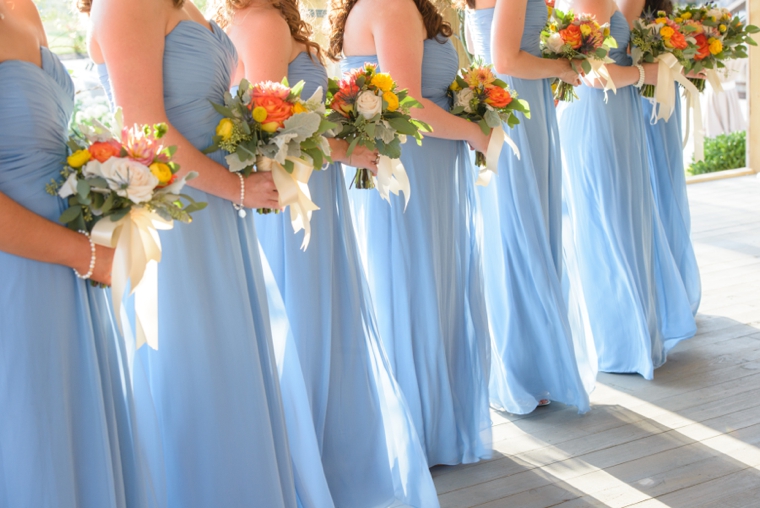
[468,0,547,59]
[288,52,328,99]
[0,47,73,221]
[341,37,458,110]
[98,20,236,164]
[609,11,632,66]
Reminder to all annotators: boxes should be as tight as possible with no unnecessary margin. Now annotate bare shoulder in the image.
[228,6,290,42]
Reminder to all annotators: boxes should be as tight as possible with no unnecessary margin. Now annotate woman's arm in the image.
[490,0,580,83]
[90,0,279,210]
[0,192,113,285]
[369,0,491,153]
[616,0,645,27]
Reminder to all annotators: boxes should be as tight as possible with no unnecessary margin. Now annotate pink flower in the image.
[122,126,163,166]
[251,81,292,101]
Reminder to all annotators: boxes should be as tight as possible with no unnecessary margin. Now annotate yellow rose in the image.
[292,102,307,115]
[383,91,399,112]
[149,162,172,185]
[252,106,268,123]
[67,149,91,168]
[370,73,394,93]
[675,17,683,23]
[681,11,692,20]
[708,37,723,55]
[660,26,675,39]
[215,118,234,141]
[580,24,592,37]
[719,24,727,33]
[656,17,669,25]
[261,122,280,133]
[449,80,461,92]
[603,26,610,37]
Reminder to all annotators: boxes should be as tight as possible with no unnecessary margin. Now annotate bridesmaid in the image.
[619,0,702,315]
[83,0,301,506]
[329,0,493,466]
[462,0,593,415]
[213,1,439,506]
[559,0,696,379]
[0,1,155,506]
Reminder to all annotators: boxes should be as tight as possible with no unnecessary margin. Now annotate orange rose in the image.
[485,86,513,108]
[693,33,710,61]
[668,30,688,50]
[250,95,293,130]
[560,24,583,50]
[88,140,123,163]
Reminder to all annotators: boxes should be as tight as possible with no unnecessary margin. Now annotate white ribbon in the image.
[259,156,320,250]
[646,53,705,162]
[91,207,173,350]
[373,155,411,211]
[587,59,617,102]
[704,68,724,94]
[475,125,521,187]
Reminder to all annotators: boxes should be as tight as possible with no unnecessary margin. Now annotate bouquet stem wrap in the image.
[373,156,411,210]
[91,208,173,350]
[475,125,521,187]
[259,156,320,250]
[649,53,705,162]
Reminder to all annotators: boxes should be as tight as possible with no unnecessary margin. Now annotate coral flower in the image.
[666,30,688,50]
[560,24,583,50]
[693,33,711,60]
[250,84,294,131]
[485,86,512,108]
[88,140,123,163]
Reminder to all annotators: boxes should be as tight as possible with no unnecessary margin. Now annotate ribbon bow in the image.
[91,208,173,350]
[476,125,521,187]
[587,59,617,102]
[373,156,411,210]
[259,156,320,250]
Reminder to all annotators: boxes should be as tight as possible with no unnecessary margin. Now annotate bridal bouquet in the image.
[207,79,333,249]
[47,109,204,350]
[448,61,530,186]
[326,63,429,208]
[541,9,618,101]
[672,3,758,92]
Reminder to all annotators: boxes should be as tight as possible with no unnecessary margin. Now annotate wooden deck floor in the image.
[432,175,760,507]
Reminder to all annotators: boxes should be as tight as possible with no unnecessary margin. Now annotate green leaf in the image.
[59,205,83,225]
[101,192,115,214]
[387,117,420,135]
[478,119,491,135]
[76,179,91,204]
[346,136,359,157]
[210,102,235,118]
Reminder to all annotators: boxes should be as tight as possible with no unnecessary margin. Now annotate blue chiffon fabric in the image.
[642,92,701,315]
[560,12,697,379]
[255,53,439,508]
[341,38,492,466]
[467,3,593,415]
[0,47,155,508]
[98,21,298,507]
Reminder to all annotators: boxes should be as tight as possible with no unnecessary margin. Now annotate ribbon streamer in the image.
[259,156,320,250]
[704,68,724,94]
[373,155,411,211]
[91,208,173,350]
[587,59,617,102]
[476,125,521,187]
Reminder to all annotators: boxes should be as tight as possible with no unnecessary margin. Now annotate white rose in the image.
[87,157,158,204]
[398,134,408,144]
[454,88,475,113]
[706,8,724,21]
[547,32,565,54]
[58,172,79,199]
[356,90,383,120]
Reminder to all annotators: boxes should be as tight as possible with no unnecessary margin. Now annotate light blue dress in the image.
[0,47,156,508]
[255,53,439,508]
[341,38,492,466]
[98,21,298,507]
[642,93,701,315]
[467,3,593,415]
[560,12,697,379]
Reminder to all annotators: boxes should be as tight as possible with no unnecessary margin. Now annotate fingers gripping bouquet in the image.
[326,63,430,209]
[46,109,205,350]
[448,61,531,186]
[208,79,333,250]
[541,9,618,102]
[673,3,758,93]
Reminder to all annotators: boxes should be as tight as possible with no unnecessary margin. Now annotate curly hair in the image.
[75,0,185,14]
[209,0,325,64]
[645,0,674,15]
[327,0,453,60]
[453,0,474,8]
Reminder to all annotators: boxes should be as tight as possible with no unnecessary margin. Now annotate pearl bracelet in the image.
[73,230,96,280]
[634,64,646,89]
[232,172,247,218]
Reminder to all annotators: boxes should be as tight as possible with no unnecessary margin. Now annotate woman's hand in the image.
[557,60,581,86]
[684,68,706,80]
[345,144,380,175]
[244,171,280,210]
[643,62,659,86]
[468,128,493,154]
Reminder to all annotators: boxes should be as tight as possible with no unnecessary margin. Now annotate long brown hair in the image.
[76,0,185,14]
[327,0,453,60]
[645,0,673,15]
[210,0,325,64]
